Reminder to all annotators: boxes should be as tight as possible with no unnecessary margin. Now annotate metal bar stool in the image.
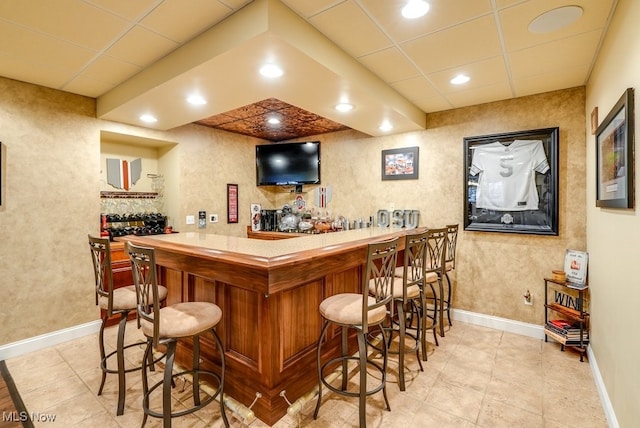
[89,235,167,415]
[314,237,399,428]
[387,230,428,390]
[424,228,448,338]
[442,224,459,327]
[127,241,229,428]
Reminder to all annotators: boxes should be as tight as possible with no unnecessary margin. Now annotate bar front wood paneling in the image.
[119,227,413,425]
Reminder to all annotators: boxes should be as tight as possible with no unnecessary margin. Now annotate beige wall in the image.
[0,74,585,342]
[586,0,640,426]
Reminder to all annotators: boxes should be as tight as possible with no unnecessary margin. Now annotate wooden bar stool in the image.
[127,242,229,428]
[88,235,168,415]
[314,237,399,428]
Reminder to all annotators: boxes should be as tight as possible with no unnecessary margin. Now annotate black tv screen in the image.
[256,141,320,186]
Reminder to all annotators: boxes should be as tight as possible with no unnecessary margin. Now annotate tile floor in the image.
[4,320,608,427]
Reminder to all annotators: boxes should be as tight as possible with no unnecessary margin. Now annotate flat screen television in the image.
[256,141,320,186]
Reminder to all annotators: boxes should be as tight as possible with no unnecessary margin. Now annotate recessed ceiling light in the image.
[267,117,281,125]
[140,114,157,123]
[528,6,583,33]
[335,102,354,112]
[451,74,470,85]
[402,0,430,19]
[187,94,207,105]
[259,63,283,78]
[379,120,393,132]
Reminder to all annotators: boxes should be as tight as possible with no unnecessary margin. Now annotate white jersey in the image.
[470,139,549,211]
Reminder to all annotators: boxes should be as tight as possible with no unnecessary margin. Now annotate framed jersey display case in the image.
[463,127,559,235]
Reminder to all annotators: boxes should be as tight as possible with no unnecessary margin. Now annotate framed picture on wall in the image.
[595,88,634,209]
[381,146,419,180]
[463,127,559,235]
[227,183,238,223]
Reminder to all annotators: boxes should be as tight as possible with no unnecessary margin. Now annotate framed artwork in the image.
[381,146,419,180]
[595,88,634,209]
[463,127,559,235]
[227,183,238,223]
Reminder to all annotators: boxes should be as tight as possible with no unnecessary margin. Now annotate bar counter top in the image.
[121,226,412,269]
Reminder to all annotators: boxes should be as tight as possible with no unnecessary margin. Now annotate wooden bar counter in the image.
[119,227,413,425]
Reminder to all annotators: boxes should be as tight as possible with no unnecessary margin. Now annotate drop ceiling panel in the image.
[87,0,161,21]
[0,0,130,51]
[391,76,441,102]
[280,0,344,18]
[0,21,96,73]
[509,30,602,80]
[513,64,590,98]
[402,15,502,74]
[0,53,76,91]
[308,1,392,58]
[446,81,513,109]
[427,56,510,94]
[415,95,453,114]
[80,55,144,86]
[358,47,420,83]
[500,0,616,52]
[140,0,234,43]
[105,26,179,66]
[359,0,493,43]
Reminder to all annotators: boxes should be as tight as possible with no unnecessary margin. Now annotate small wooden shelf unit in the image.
[543,278,589,361]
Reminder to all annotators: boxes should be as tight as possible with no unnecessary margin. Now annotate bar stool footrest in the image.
[144,368,223,420]
[319,356,385,398]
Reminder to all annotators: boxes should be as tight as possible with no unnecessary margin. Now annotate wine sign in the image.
[376,209,420,228]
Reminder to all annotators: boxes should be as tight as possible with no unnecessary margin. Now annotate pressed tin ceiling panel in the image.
[194,98,350,141]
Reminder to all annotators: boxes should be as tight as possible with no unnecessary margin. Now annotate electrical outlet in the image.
[523,290,533,305]
[209,214,218,223]
[186,215,195,225]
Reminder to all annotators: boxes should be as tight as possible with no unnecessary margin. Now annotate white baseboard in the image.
[0,320,101,361]
[452,308,546,339]
[451,308,617,428]
[587,346,619,428]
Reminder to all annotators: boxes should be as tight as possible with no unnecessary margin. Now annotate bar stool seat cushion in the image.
[424,271,438,284]
[141,302,222,340]
[319,293,387,326]
[98,284,168,311]
[389,277,420,299]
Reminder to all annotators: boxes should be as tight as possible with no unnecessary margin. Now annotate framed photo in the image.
[595,88,634,209]
[463,127,559,235]
[227,183,238,223]
[564,249,588,286]
[381,146,418,180]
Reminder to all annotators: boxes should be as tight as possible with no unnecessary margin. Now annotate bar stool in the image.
[442,224,459,327]
[88,235,168,415]
[424,228,448,338]
[314,237,399,428]
[127,242,229,428]
[387,230,427,391]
